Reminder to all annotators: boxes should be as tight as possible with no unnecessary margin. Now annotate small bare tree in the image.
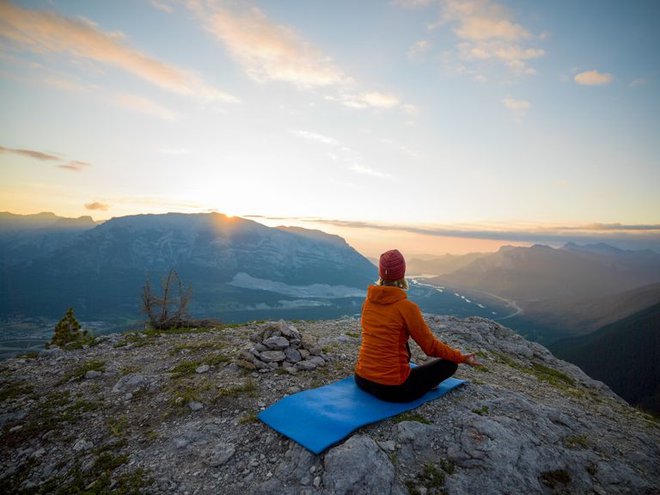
[142,269,192,330]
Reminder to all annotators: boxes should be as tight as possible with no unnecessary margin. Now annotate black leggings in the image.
[355,359,458,403]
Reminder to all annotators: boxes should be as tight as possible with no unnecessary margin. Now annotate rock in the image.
[196,365,210,374]
[2,316,659,495]
[259,351,286,362]
[73,439,93,452]
[323,435,400,494]
[112,373,147,394]
[295,360,318,371]
[188,401,203,411]
[308,356,325,367]
[263,336,290,350]
[207,443,236,467]
[30,448,46,459]
[84,370,102,379]
[279,322,301,340]
[378,440,396,452]
[284,348,302,363]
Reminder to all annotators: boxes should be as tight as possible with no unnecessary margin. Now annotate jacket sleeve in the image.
[400,301,466,363]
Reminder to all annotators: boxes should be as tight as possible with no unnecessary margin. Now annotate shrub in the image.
[50,308,92,348]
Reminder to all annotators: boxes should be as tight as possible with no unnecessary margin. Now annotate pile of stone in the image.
[236,320,327,372]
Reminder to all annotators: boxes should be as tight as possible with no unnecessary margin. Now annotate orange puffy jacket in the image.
[355,285,466,385]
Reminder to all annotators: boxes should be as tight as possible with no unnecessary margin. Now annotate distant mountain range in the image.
[427,243,660,335]
[0,212,375,322]
[0,212,98,267]
[407,252,489,276]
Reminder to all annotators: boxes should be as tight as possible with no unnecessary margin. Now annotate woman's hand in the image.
[463,353,483,367]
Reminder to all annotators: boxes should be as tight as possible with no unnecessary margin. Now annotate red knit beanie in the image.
[379,249,406,281]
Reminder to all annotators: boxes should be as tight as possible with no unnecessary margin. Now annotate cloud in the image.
[84,201,110,211]
[253,216,660,249]
[629,78,648,87]
[407,0,544,77]
[57,160,91,172]
[574,70,613,86]
[292,130,340,146]
[354,92,400,109]
[115,93,178,121]
[207,7,351,89]
[349,164,392,179]
[0,145,93,171]
[0,145,60,161]
[392,0,436,7]
[503,97,530,122]
[335,91,400,109]
[149,0,174,14]
[408,39,432,60]
[0,1,238,102]
[190,3,405,111]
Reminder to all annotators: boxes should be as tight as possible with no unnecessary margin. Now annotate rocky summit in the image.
[0,316,658,494]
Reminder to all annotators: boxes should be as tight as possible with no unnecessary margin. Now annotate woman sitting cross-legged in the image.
[354,249,480,402]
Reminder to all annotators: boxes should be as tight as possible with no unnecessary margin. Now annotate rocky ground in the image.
[0,316,658,494]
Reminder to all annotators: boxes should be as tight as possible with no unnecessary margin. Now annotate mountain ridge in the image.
[550,302,660,414]
[0,315,657,494]
[0,212,375,321]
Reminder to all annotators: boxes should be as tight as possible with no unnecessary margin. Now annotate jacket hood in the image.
[366,285,407,305]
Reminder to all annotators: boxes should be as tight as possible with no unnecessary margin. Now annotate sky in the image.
[1,0,659,256]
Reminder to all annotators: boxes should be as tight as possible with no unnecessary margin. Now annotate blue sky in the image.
[1,0,659,254]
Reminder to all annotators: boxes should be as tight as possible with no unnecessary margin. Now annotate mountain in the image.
[0,212,97,267]
[0,316,657,493]
[550,302,660,414]
[430,243,660,334]
[406,252,489,276]
[527,282,660,333]
[0,211,97,232]
[0,212,376,322]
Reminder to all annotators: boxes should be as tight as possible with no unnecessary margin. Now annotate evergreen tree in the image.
[50,307,85,347]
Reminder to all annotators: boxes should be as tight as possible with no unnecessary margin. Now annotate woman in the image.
[355,249,480,402]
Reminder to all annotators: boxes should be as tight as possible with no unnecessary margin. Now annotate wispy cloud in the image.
[397,0,544,78]
[0,1,238,102]
[408,39,432,60]
[57,160,91,172]
[188,3,405,111]
[349,164,392,179]
[292,130,340,146]
[246,215,660,248]
[392,0,436,7]
[503,97,530,122]
[0,145,60,161]
[1,145,92,172]
[84,201,110,211]
[574,70,613,86]
[207,7,351,89]
[629,78,648,88]
[442,0,544,76]
[149,0,175,14]
[338,92,401,109]
[115,93,178,121]
[291,129,394,179]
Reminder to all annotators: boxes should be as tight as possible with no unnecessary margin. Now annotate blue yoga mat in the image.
[258,375,465,454]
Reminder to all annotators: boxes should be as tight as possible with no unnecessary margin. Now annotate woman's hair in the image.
[376,277,409,290]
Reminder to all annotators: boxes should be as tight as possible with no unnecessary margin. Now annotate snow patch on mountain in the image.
[229,272,366,299]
